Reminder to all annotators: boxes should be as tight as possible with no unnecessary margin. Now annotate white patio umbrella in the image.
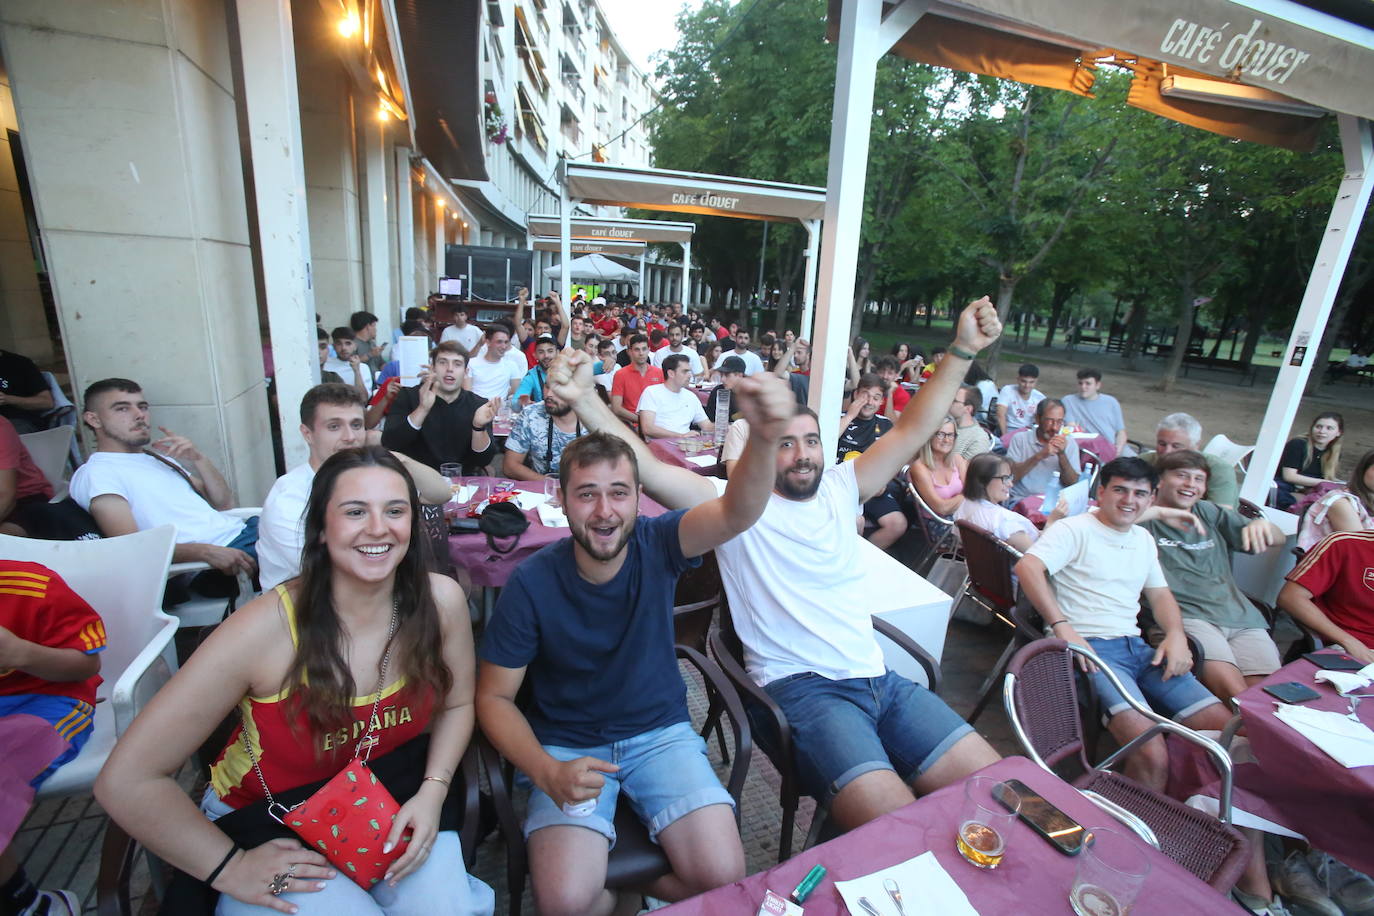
[541,252,640,284]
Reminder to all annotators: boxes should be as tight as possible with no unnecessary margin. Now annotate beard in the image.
[775,460,822,500]
[545,399,574,418]
[569,514,635,562]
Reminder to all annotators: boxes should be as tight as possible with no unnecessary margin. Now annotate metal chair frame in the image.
[904,478,958,577]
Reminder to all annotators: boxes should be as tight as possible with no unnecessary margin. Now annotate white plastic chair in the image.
[165,507,262,628]
[18,425,75,501]
[1202,434,1255,470]
[38,371,82,468]
[0,525,179,799]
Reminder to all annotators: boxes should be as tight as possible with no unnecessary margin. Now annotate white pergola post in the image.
[1241,114,1374,503]
[559,178,573,298]
[229,0,317,471]
[680,241,691,307]
[638,252,646,299]
[809,0,929,457]
[800,218,820,341]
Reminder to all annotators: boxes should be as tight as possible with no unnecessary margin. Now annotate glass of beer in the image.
[956,776,1019,869]
[1070,827,1150,916]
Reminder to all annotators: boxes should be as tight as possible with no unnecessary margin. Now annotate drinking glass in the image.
[466,477,491,512]
[1070,826,1150,916]
[543,477,561,509]
[955,776,1019,869]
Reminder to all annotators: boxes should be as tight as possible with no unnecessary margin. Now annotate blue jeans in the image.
[1086,636,1221,721]
[521,721,734,848]
[758,670,974,804]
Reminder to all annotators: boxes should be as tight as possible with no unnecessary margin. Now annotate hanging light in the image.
[337,11,361,38]
[377,103,391,121]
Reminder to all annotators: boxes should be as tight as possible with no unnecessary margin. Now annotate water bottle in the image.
[1042,471,1061,515]
[713,390,730,446]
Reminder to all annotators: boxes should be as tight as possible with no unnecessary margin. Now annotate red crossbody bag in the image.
[239,604,411,890]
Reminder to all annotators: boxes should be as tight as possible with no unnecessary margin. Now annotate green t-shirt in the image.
[1139,450,1239,508]
[1140,500,1265,628]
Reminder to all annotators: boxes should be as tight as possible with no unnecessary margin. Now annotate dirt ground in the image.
[994,345,1374,481]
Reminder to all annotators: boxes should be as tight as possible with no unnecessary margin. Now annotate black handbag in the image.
[478,501,529,553]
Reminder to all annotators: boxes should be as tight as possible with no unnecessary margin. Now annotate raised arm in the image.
[853,298,1001,501]
[549,349,717,510]
[513,289,530,342]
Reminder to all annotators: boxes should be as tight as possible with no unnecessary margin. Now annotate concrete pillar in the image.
[0,0,277,500]
[360,115,392,339]
[393,148,415,318]
[0,73,51,363]
[432,197,445,287]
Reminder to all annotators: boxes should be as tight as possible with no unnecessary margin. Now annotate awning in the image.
[393,0,488,182]
[530,236,647,256]
[562,162,827,223]
[527,215,696,244]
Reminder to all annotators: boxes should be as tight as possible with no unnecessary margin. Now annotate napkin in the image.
[1272,702,1374,768]
[834,851,979,916]
[537,503,568,528]
[448,484,476,505]
[686,455,719,468]
[1314,669,1373,696]
[511,490,549,511]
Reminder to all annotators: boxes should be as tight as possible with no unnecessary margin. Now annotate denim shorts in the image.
[521,721,734,848]
[1085,636,1221,721]
[758,670,973,804]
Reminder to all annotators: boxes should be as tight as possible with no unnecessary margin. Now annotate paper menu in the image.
[396,336,431,387]
[1056,479,1091,517]
[537,503,569,528]
[834,852,979,916]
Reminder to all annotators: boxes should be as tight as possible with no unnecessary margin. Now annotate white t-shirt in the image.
[466,353,524,399]
[997,385,1045,432]
[70,451,245,546]
[636,384,707,434]
[715,461,887,686]
[257,462,314,590]
[322,358,375,395]
[651,345,703,375]
[955,498,1037,546]
[439,323,483,354]
[1025,513,1166,639]
[713,349,765,376]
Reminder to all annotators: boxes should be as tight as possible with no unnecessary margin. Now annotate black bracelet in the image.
[205,844,240,886]
[472,425,488,432]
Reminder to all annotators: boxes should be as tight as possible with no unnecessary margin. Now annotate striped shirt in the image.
[0,561,106,706]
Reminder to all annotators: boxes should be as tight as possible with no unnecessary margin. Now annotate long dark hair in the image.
[285,446,452,736]
[1347,449,1374,515]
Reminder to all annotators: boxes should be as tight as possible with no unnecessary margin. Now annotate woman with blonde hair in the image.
[909,416,969,536]
[1274,412,1343,510]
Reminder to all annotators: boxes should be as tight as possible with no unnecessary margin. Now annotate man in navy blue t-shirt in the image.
[477,371,796,916]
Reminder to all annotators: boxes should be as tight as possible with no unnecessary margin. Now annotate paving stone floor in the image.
[13,618,1016,914]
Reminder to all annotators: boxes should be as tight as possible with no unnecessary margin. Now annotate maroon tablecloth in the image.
[447,479,666,588]
[1171,654,1374,876]
[689,384,716,407]
[1,714,69,848]
[661,757,1239,915]
[647,435,721,477]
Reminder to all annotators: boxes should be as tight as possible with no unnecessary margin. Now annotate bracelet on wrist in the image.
[1049,619,1070,630]
[472,425,488,432]
[422,774,451,787]
[949,344,978,361]
[205,844,240,886]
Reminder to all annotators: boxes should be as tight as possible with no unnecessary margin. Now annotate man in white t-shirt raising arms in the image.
[637,354,713,439]
[466,320,525,400]
[995,363,1044,435]
[71,378,259,584]
[546,298,1004,835]
[1014,457,1230,790]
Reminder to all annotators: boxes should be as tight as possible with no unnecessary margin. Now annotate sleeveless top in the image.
[210,586,435,809]
[931,464,964,500]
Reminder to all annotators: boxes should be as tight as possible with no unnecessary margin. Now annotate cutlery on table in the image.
[883,877,908,916]
[856,897,883,916]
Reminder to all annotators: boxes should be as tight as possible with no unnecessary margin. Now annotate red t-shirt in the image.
[1287,531,1374,647]
[611,365,664,414]
[714,327,730,340]
[0,416,54,504]
[594,317,618,336]
[0,561,105,705]
[877,384,911,417]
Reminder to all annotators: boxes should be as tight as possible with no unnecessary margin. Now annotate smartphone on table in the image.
[1262,681,1323,704]
[992,778,1087,855]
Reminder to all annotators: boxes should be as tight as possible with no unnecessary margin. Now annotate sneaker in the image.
[1271,852,1344,916]
[17,889,79,916]
[1235,887,1294,915]
[1309,850,1374,916]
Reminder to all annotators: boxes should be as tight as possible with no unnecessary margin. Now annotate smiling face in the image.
[931,420,957,457]
[986,460,1014,504]
[1157,466,1208,510]
[1155,426,1196,455]
[856,384,883,419]
[322,466,412,584]
[535,341,558,369]
[1096,474,1155,530]
[487,329,512,358]
[302,403,364,469]
[564,455,639,563]
[775,412,823,501]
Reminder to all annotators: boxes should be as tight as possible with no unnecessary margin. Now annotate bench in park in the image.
[1181,353,1258,386]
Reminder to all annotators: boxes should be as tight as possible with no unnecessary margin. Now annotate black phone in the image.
[1303,652,1367,671]
[992,778,1086,855]
[1263,681,1323,704]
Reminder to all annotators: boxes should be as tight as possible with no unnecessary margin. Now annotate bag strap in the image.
[239,597,399,821]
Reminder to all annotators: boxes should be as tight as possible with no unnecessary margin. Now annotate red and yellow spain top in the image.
[0,561,105,705]
[210,586,434,809]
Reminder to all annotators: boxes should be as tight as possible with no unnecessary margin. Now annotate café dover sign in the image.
[562,162,827,224]
[945,0,1374,121]
[526,216,696,245]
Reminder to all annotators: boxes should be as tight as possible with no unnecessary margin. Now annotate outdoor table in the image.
[1171,652,1374,876]
[647,433,722,477]
[660,756,1239,915]
[446,478,666,589]
[688,383,717,407]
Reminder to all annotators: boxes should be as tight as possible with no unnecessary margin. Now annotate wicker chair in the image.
[954,520,1036,723]
[479,645,751,916]
[905,480,959,577]
[1002,638,1249,891]
[708,603,941,863]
